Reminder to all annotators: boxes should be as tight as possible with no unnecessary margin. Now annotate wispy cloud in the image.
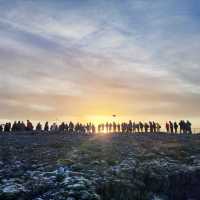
[0,0,200,125]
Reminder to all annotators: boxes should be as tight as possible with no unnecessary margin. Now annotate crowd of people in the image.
[165,121,192,134]
[97,120,192,134]
[97,121,162,133]
[0,120,193,134]
[0,121,96,134]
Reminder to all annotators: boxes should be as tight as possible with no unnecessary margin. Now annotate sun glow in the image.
[84,115,119,126]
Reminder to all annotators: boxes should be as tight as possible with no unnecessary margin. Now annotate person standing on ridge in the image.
[166,122,169,133]
[186,120,192,134]
[44,122,49,132]
[0,124,3,132]
[174,122,178,134]
[144,122,149,133]
[169,121,174,133]
[26,120,33,131]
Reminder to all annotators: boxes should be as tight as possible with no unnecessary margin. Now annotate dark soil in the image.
[0,133,200,200]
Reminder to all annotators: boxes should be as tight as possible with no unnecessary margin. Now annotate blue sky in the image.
[0,0,200,125]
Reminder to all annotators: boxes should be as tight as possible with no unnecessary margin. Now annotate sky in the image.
[0,0,200,126]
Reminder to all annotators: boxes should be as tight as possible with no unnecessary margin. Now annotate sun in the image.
[84,115,119,126]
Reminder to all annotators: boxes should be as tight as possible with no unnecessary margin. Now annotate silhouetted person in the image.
[125,123,129,133]
[22,121,26,131]
[125,122,128,133]
[179,120,182,133]
[0,124,3,132]
[136,123,140,133]
[152,121,156,133]
[113,122,117,133]
[174,122,178,134]
[16,121,22,131]
[44,122,49,132]
[26,120,33,131]
[92,124,96,134]
[65,123,68,132]
[17,121,25,131]
[149,122,153,133]
[139,121,144,133]
[181,121,185,134]
[86,123,90,133]
[144,123,149,133]
[4,123,11,132]
[169,121,173,133]
[59,122,65,132]
[128,120,132,133]
[186,120,192,134]
[109,123,112,133]
[178,121,182,133]
[101,124,105,132]
[156,123,161,132]
[179,120,186,134]
[166,122,169,133]
[132,122,136,133]
[12,121,17,132]
[183,120,187,134]
[82,124,86,134]
[117,123,120,133]
[16,121,20,131]
[69,122,74,132]
[98,124,101,133]
[74,123,79,133]
[121,123,125,133]
[36,122,42,131]
[106,122,109,133]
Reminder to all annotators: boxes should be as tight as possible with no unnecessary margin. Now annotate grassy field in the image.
[0,133,200,200]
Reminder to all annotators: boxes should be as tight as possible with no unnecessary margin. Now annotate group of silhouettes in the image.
[97,121,162,133]
[0,121,96,134]
[165,120,192,134]
[97,120,192,134]
[0,120,192,134]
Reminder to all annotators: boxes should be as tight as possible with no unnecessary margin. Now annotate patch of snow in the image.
[2,183,26,193]
[152,195,164,200]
